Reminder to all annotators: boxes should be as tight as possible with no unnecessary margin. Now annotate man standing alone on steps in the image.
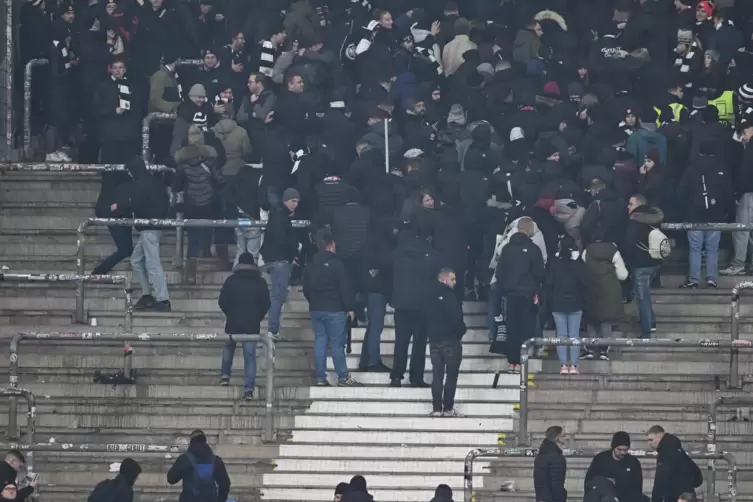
[534,426,568,502]
[167,429,230,502]
[425,268,466,417]
[218,252,271,400]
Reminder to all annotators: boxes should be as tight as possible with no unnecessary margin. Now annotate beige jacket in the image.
[442,34,477,76]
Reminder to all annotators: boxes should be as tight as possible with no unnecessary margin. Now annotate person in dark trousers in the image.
[0,451,33,501]
[87,458,141,502]
[303,229,361,387]
[496,217,545,373]
[166,429,231,502]
[646,425,703,502]
[425,267,467,417]
[623,195,664,338]
[218,252,271,400]
[585,432,644,502]
[390,225,442,387]
[110,156,171,312]
[533,425,568,502]
[260,188,301,340]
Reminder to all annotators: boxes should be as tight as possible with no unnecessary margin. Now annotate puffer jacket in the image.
[211,119,252,177]
[172,129,218,209]
[533,438,567,502]
[551,199,585,247]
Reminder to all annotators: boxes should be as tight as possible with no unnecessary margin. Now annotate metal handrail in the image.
[75,217,311,319]
[1,388,36,472]
[662,223,753,231]
[729,281,753,388]
[9,332,277,442]
[0,272,133,331]
[0,163,173,172]
[0,442,184,454]
[463,447,737,502]
[517,338,753,445]
[141,112,176,161]
[22,58,48,159]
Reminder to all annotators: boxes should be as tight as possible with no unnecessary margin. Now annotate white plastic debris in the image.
[109,462,121,473]
[48,438,55,443]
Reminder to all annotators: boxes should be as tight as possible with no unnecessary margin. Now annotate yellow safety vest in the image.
[709,90,734,125]
[669,102,687,122]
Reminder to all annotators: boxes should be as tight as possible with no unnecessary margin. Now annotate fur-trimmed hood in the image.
[629,205,664,225]
[534,10,567,31]
[174,143,217,166]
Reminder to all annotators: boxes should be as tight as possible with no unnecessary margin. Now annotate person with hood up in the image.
[110,156,171,312]
[211,114,252,179]
[87,457,141,502]
[533,425,568,502]
[442,17,477,76]
[0,451,33,501]
[218,252,270,400]
[390,225,442,387]
[431,484,455,502]
[585,431,644,502]
[582,231,629,360]
[166,429,231,502]
[580,178,628,248]
[495,217,545,373]
[623,195,664,339]
[425,268,467,417]
[172,125,221,284]
[170,83,216,158]
[646,425,703,502]
[546,236,587,375]
[679,140,732,288]
[341,475,373,502]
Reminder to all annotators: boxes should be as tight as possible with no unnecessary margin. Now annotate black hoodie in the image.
[218,263,271,335]
[622,205,664,268]
[302,250,356,312]
[496,232,545,298]
[166,440,230,502]
[652,433,702,502]
[533,438,567,502]
[112,157,170,231]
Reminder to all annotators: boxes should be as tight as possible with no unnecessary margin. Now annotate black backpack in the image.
[88,479,117,502]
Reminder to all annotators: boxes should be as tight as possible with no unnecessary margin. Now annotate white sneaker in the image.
[57,150,72,161]
[429,410,443,417]
[45,151,63,162]
[560,365,569,375]
[443,409,462,417]
[721,266,745,276]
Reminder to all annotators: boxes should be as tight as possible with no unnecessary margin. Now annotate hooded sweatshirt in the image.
[112,157,170,231]
[166,439,230,502]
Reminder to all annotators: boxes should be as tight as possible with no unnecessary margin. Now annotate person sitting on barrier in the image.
[0,451,34,501]
[585,432,644,502]
[110,156,172,312]
[218,251,271,400]
[87,457,141,502]
[167,429,231,502]
[646,425,703,502]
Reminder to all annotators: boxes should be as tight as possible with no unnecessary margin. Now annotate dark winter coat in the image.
[172,143,219,209]
[87,474,135,502]
[360,121,405,163]
[627,128,667,166]
[231,166,263,219]
[584,242,627,324]
[218,264,270,335]
[148,65,181,114]
[283,0,323,48]
[0,463,32,501]
[652,433,703,502]
[580,188,627,246]
[583,476,620,502]
[546,252,587,313]
[92,76,142,143]
[391,233,442,310]
[166,440,231,502]
[432,205,468,272]
[331,203,371,258]
[622,206,664,269]
[315,177,355,226]
[424,281,467,344]
[585,451,643,502]
[495,233,545,298]
[112,157,170,231]
[533,438,567,502]
[260,206,298,263]
[679,155,732,223]
[636,164,665,209]
[303,250,356,312]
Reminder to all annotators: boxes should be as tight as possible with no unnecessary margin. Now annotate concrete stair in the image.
[3,169,753,501]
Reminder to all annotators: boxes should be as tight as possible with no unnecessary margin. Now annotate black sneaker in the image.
[316,380,331,386]
[154,300,172,312]
[219,377,229,386]
[243,389,254,400]
[410,381,430,388]
[707,280,718,289]
[134,294,155,310]
[389,379,402,387]
[359,363,392,373]
[679,282,698,289]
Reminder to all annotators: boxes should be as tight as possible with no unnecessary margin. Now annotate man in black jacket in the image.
[425,268,467,417]
[303,229,360,386]
[623,195,664,338]
[218,252,271,400]
[110,156,171,312]
[533,425,567,502]
[585,432,644,502]
[647,425,702,502]
[390,226,442,387]
[87,457,141,502]
[260,188,301,339]
[0,451,34,501]
[166,429,231,502]
[496,217,545,371]
[580,178,628,247]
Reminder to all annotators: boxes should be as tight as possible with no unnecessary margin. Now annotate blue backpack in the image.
[185,453,217,502]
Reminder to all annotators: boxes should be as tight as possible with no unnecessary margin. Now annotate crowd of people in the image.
[20,0,753,408]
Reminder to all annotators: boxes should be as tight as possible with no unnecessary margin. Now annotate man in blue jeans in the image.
[624,195,663,338]
[218,252,270,400]
[260,188,301,339]
[303,229,360,386]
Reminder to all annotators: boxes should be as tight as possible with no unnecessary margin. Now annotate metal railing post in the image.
[76,220,90,323]
[1,163,174,172]
[517,340,534,445]
[11,332,277,441]
[174,192,184,270]
[23,58,48,159]
[5,0,14,162]
[141,112,176,161]
[729,281,753,389]
[2,388,36,471]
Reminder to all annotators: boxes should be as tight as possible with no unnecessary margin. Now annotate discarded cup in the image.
[90,317,98,327]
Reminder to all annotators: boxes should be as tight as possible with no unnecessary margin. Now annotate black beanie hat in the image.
[611,431,631,449]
